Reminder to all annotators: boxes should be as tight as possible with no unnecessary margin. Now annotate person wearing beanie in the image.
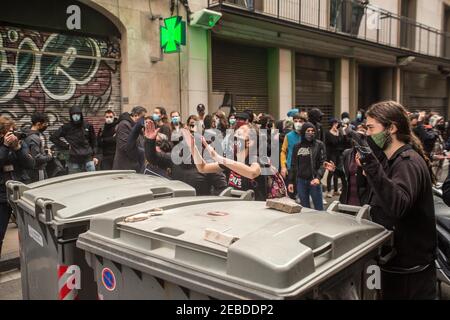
[288,122,327,210]
[308,108,325,141]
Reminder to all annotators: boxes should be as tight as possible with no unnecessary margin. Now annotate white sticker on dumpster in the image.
[28,225,44,247]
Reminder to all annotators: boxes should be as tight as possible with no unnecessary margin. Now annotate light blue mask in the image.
[171,116,180,124]
[71,114,81,122]
[152,114,161,122]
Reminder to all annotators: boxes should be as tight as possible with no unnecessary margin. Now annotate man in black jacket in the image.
[24,113,53,182]
[288,122,327,210]
[50,106,97,174]
[358,101,437,300]
[1,116,35,257]
[113,106,147,171]
[97,110,118,170]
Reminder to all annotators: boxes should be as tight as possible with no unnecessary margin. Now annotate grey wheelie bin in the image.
[5,171,196,300]
[77,198,393,300]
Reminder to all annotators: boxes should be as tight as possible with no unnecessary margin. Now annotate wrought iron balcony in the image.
[208,0,450,59]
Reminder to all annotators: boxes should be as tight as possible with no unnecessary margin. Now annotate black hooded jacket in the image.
[98,118,118,157]
[50,106,96,163]
[112,112,140,171]
[361,144,437,269]
[289,122,327,184]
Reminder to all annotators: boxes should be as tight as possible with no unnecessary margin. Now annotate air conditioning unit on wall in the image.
[190,9,222,29]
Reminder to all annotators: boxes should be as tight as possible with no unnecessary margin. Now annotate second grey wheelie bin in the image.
[77,198,393,300]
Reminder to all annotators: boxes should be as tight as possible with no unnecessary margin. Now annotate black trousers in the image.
[0,202,11,257]
[381,264,437,300]
[100,155,115,171]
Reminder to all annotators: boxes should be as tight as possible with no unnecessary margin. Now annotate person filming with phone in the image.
[348,101,437,300]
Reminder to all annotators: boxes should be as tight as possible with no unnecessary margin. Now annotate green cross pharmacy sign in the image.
[160,16,186,54]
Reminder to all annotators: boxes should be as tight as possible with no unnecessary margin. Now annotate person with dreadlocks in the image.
[355,101,437,300]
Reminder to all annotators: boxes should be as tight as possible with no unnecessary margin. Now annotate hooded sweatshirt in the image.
[112,112,141,171]
[50,106,96,163]
[98,117,119,157]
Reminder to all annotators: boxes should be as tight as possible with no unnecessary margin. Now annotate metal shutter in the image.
[403,72,448,116]
[295,54,335,125]
[0,25,121,139]
[212,37,268,114]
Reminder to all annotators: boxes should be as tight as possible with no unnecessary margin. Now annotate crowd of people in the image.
[2,100,450,299]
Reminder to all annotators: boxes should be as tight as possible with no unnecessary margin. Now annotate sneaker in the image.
[323,198,328,205]
[326,192,333,198]
[333,191,341,196]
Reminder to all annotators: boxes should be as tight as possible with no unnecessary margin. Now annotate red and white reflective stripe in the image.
[57,265,80,300]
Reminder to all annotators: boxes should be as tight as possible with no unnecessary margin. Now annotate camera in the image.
[13,130,27,140]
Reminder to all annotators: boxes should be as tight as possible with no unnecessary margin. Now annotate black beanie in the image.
[300,122,316,137]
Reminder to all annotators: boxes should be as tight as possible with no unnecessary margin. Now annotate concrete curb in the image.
[0,252,20,273]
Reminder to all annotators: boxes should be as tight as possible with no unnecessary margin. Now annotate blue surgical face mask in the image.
[171,116,180,125]
[152,114,161,122]
[71,114,81,122]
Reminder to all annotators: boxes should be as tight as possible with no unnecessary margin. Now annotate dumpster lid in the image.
[15,171,196,222]
[79,198,391,296]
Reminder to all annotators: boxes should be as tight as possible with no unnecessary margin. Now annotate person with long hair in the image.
[169,110,183,134]
[213,110,229,138]
[355,101,437,300]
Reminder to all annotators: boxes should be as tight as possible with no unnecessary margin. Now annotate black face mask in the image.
[0,136,4,146]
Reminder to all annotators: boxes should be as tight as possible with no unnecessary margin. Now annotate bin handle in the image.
[327,201,371,222]
[312,242,333,258]
[35,198,54,225]
[5,180,27,201]
[378,248,397,265]
[219,187,255,200]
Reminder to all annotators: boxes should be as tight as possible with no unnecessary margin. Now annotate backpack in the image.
[266,166,288,199]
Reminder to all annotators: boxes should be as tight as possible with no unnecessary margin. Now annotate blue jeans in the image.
[297,178,324,210]
[67,160,96,174]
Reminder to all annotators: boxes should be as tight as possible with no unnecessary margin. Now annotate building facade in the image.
[1,0,450,135]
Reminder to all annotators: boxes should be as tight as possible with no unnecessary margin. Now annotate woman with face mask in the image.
[228,114,237,130]
[183,124,269,201]
[287,122,327,210]
[169,111,182,133]
[354,101,437,300]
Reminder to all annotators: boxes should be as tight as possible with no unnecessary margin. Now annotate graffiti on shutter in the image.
[0,25,121,136]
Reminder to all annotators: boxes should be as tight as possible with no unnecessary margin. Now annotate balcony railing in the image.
[208,0,450,59]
